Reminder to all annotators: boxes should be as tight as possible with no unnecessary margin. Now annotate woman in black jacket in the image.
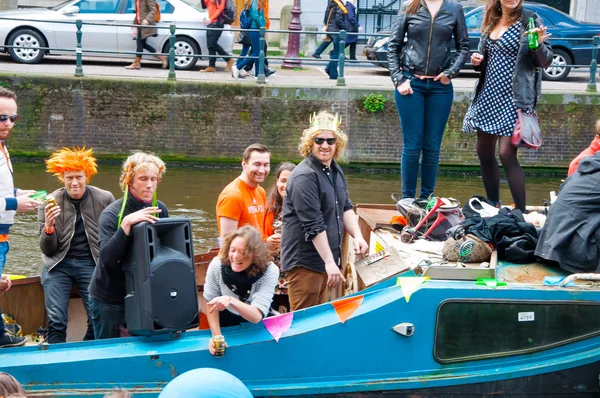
[387,0,469,201]
[463,0,552,211]
[324,0,348,80]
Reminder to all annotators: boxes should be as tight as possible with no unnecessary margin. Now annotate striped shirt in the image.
[204,257,279,318]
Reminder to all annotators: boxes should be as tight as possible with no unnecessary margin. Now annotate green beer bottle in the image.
[527,17,539,50]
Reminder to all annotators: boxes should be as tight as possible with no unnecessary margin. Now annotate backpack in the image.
[239,0,251,29]
[221,0,236,25]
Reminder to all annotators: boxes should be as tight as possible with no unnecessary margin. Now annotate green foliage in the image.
[363,93,386,113]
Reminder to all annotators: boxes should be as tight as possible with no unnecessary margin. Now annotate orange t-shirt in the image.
[216,177,267,238]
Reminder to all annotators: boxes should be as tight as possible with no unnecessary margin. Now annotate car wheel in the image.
[542,49,571,81]
[7,29,46,64]
[163,36,199,70]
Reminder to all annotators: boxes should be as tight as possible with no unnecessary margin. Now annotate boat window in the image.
[434,300,600,363]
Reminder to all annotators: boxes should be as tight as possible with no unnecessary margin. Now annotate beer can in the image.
[213,335,226,357]
[45,194,57,208]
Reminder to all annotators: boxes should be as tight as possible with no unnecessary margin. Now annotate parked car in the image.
[364,2,600,81]
[0,0,234,70]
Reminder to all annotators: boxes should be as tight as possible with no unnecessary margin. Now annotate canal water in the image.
[6,162,563,276]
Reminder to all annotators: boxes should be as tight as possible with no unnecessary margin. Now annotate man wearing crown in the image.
[216,143,271,241]
[39,147,115,343]
[280,111,368,311]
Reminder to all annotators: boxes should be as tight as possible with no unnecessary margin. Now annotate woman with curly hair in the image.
[39,147,115,343]
[204,225,278,356]
[88,152,168,339]
[264,162,295,312]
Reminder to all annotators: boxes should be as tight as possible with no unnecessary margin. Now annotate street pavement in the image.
[0,52,594,93]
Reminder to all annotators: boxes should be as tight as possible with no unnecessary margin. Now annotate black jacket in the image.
[89,193,168,305]
[387,0,469,86]
[324,0,347,33]
[280,154,353,273]
[473,9,553,109]
[535,152,600,273]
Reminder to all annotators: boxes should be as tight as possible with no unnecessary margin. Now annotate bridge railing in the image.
[0,16,598,92]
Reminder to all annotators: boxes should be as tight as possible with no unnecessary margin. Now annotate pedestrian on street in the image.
[463,0,552,211]
[202,0,235,73]
[324,0,348,80]
[232,0,268,79]
[387,0,469,201]
[125,0,168,70]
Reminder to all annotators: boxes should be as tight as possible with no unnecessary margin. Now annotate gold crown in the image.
[309,112,342,132]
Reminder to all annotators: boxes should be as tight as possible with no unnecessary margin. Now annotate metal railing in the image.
[0,16,598,91]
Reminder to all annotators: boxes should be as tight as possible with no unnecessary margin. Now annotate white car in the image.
[0,0,234,70]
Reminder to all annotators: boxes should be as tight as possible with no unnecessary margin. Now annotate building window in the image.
[434,300,600,363]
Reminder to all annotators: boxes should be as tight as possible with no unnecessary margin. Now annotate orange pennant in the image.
[331,295,364,324]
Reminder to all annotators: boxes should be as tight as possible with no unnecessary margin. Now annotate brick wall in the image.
[2,74,598,168]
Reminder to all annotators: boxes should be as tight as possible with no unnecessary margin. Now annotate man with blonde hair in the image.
[89,152,168,339]
[39,147,115,343]
[280,111,368,311]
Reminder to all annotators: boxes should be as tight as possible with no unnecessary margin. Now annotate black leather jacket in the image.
[387,0,470,87]
[473,9,553,109]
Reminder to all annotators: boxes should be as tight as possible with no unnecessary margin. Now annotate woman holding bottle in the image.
[387,0,470,201]
[463,0,552,211]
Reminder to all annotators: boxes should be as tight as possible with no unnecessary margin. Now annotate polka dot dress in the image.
[463,22,521,137]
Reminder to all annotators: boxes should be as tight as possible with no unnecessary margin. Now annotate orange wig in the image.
[46,147,98,182]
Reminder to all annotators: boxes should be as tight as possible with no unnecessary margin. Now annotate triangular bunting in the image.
[475,278,507,289]
[331,295,364,324]
[262,312,293,342]
[396,277,429,303]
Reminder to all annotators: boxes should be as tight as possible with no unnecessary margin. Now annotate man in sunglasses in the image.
[280,111,368,311]
[0,87,43,348]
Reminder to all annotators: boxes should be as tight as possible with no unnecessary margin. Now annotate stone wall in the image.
[1,74,598,168]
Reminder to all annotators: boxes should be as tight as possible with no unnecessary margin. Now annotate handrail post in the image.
[257,26,266,84]
[74,19,83,77]
[168,24,176,81]
[587,35,599,93]
[337,30,346,87]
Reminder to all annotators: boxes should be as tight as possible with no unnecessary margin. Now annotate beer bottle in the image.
[527,17,539,50]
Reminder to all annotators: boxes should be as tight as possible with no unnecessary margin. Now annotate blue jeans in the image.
[314,39,331,56]
[90,297,125,339]
[0,241,8,335]
[236,30,261,75]
[395,77,454,199]
[42,257,95,343]
[325,35,340,79]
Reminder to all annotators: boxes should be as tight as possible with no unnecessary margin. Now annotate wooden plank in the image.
[356,207,398,231]
[0,277,46,335]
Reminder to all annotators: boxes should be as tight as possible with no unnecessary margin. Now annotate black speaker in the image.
[122,217,198,336]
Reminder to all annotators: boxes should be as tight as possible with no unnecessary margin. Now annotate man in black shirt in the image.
[39,148,115,343]
[89,152,168,339]
[281,111,368,311]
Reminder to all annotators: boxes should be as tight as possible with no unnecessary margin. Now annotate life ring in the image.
[343,262,359,295]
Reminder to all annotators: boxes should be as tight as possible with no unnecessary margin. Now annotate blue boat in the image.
[1,206,599,397]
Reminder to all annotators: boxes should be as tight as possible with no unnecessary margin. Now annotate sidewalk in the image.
[0,53,593,93]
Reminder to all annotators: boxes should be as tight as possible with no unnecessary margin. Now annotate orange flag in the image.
[331,295,364,323]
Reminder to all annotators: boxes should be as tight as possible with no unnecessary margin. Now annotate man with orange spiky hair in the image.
[38,147,115,344]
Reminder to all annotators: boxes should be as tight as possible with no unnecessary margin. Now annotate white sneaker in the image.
[231,64,239,79]
[239,69,250,77]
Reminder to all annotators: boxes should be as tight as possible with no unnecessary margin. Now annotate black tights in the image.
[476,130,526,211]
[136,28,156,54]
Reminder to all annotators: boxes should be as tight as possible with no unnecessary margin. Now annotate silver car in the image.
[0,0,234,70]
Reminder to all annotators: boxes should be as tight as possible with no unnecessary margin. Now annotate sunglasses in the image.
[0,114,18,123]
[314,137,336,145]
